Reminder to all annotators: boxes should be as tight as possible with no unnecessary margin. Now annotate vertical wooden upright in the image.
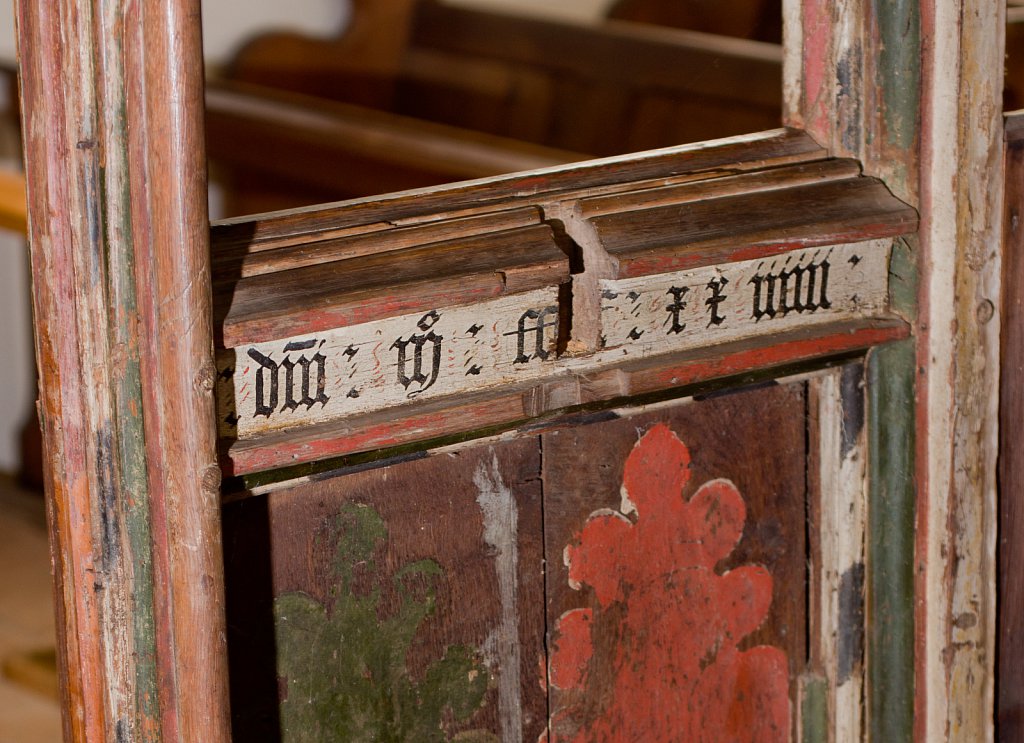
[786,0,1003,740]
[15,0,231,741]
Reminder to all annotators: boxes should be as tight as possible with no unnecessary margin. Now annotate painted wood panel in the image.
[541,382,807,742]
[218,287,561,437]
[218,240,889,441]
[599,240,888,353]
[222,438,546,742]
[998,112,1024,740]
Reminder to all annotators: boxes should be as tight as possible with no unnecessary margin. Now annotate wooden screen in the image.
[223,380,817,740]
[210,127,914,741]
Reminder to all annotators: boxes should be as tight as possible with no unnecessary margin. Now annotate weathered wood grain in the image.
[541,384,806,740]
[16,0,230,740]
[221,437,546,742]
[998,111,1024,740]
[213,207,543,278]
[577,158,863,218]
[916,3,1003,741]
[210,128,825,249]
[591,177,917,279]
[219,225,569,347]
[786,2,923,739]
[787,2,1004,741]
[211,146,915,473]
[809,365,867,743]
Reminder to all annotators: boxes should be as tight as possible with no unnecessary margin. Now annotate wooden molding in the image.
[15,0,230,739]
[213,135,916,475]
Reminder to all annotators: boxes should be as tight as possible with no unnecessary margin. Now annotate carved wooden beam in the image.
[16,0,230,739]
[212,131,917,477]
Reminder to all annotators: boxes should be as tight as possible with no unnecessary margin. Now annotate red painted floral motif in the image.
[545,424,789,742]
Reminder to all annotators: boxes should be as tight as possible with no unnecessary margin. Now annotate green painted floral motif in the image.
[274,503,496,743]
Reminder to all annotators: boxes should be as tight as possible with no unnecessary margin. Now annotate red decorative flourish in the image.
[546,424,789,742]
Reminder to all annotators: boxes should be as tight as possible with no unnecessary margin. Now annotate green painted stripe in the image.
[102,37,162,734]
[873,0,922,152]
[867,339,916,743]
[801,675,829,743]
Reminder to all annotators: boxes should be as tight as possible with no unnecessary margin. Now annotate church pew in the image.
[205,80,584,216]
[226,0,784,159]
[606,0,781,42]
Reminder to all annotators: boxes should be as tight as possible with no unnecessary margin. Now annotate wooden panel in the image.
[222,437,546,741]
[999,111,1024,739]
[541,383,806,740]
[217,236,889,440]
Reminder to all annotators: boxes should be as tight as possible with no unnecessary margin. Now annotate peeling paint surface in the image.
[546,424,789,742]
[474,455,523,743]
[273,504,493,742]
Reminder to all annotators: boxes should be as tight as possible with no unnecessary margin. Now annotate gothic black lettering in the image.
[248,343,331,418]
[505,306,558,364]
[749,270,778,321]
[705,277,729,328]
[750,257,832,321]
[392,312,444,397]
[281,352,330,411]
[665,287,690,334]
[247,349,279,417]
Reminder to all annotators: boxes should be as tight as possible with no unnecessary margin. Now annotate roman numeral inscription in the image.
[217,240,890,438]
[599,240,888,356]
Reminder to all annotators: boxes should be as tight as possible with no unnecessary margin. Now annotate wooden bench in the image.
[223,0,783,159]
[208,0,783,216]
[206,80,585,215]
[607,0,782,42]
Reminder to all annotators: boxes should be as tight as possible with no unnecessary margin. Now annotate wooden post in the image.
[786,0,1003,740]
[15,0,231,740]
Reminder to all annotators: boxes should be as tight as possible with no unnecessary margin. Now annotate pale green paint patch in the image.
[874,0,922,152]
[889,235,919,320]
[274,504,495,743]
[801,676,828,743]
